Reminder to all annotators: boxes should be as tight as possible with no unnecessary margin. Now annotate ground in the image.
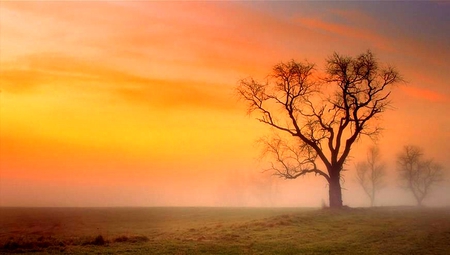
[0,206,449,254]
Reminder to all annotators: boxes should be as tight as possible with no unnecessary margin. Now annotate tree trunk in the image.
[371,190,375,207]
[417,196,424,207]
[328,173,343,208]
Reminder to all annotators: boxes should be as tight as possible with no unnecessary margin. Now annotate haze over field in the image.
[0,1,449,207]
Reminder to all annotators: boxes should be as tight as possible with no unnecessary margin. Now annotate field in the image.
[0,206,449,254]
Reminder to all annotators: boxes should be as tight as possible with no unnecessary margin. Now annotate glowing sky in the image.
[0,1,449,207]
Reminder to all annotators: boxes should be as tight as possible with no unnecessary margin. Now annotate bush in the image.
[113,235,149,243]
[128,235,149,243]
[92,235,106,246]
[114,235,129,242]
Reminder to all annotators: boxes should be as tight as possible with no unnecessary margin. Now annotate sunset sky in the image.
[0,1,449,207]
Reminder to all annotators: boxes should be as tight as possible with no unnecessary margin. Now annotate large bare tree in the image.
[237,51,401,208]
[397,145,444,206]
[355,146,386,206]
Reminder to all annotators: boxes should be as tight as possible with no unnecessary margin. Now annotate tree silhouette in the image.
[237,51,401,208]
[355,146,386,207]
[397,145,444,206]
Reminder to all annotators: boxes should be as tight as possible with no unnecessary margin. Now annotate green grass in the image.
[0,207,449,254]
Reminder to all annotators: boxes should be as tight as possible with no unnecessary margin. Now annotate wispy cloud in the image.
[0,53,234,111]
[296,17,392,52]
[401,86,447,103]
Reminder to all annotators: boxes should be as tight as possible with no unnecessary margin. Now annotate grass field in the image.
[0,206,449,254]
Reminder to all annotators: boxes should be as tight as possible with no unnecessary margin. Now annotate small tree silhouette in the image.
[397,145,445,206]
[355,146,386,206]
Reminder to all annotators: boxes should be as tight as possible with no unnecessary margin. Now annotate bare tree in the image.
[237,51,401,208]
[355,146,386,206]
[397,145,444,206]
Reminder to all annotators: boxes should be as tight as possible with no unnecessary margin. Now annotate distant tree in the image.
[355,146,386,206]
[397,145,445,206]
[237,51,402,208]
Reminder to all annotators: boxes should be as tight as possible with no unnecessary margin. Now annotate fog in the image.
[1,107,449,208]
[2,157,448,208]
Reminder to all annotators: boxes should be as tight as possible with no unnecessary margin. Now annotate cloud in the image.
[400,85,447,103]
[0,1,332,80]
[0,53,235,112]
[115,80,235,111]
[296,17,392,52]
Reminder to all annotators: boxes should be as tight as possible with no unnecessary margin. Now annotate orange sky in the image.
[0,1,449,207]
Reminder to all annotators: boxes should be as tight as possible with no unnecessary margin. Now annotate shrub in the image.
[92,235,106,246]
